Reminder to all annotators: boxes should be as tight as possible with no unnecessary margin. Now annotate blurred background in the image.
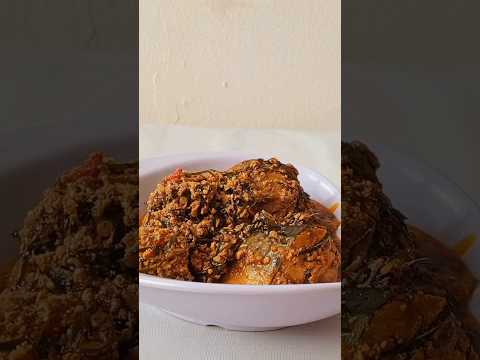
[342,3,480,358]
[0,1,139,358]
[0,0,138,249]
[0,0,138,254]
[343,0,480,204]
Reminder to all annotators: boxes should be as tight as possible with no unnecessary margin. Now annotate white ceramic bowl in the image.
[139,152,341,331]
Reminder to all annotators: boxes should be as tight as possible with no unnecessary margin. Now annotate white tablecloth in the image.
[139,124,341,360]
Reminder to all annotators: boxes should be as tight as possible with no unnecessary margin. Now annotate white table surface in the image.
[139,124,341,360]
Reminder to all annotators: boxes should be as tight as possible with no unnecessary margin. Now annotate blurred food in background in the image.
[342,142,479,359]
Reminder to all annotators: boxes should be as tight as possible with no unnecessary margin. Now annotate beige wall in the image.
[140,0,340,130]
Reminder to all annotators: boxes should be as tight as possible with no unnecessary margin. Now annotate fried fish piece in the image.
[223,200,340,285]
[224,223,340,285]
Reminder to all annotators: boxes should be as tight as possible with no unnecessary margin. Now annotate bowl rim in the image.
[140,273,340,294]
[139,151,342,290]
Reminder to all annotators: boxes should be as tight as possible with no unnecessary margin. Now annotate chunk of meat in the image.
[229,159,303,218]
